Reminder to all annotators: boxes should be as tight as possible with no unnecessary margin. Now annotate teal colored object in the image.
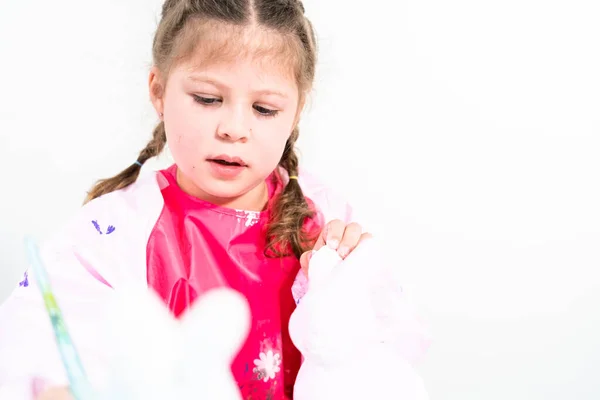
[24,236,96,400]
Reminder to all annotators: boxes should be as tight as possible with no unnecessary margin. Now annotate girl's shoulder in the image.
[295,167,378,235]
[42,169,166,289]
[295,167,354,225]
[60,169,165,241]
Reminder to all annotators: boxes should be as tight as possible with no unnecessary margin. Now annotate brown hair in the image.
[85,0,318,259]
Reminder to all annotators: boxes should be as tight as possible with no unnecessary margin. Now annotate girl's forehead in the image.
[176,21,299,84]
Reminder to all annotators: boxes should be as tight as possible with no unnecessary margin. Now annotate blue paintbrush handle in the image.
[24,236,96,400]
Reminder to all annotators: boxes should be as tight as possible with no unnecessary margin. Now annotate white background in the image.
[1,0,599,398]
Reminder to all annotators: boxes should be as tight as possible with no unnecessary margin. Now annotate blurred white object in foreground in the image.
[99,286,251,400]
[289,239,431,400]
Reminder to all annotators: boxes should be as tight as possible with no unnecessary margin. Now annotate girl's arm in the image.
[293,170,431,398]
[0,236,119,399]
[0,174,160,399]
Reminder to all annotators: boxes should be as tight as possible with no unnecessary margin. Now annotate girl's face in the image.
[150,39,301,211]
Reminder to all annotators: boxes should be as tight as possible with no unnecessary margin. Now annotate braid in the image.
[265,126,317,259]
[84,0,320,254]
[83,122,167,204]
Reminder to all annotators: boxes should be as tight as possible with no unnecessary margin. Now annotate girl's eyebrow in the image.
[187,74,224,88]
[253,89,289,99]
[187,74,289,99]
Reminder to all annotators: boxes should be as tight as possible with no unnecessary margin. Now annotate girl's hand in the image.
[36,387,73,400]
[300,220,371,276]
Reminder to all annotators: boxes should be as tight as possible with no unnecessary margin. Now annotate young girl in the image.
[0,0,429,399]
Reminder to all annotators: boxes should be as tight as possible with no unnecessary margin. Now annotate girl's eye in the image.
[254,105,279,117]
[193,95,220,105]
[192,95,279,117]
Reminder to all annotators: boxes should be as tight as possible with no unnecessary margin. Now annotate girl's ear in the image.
[149,66,166,119]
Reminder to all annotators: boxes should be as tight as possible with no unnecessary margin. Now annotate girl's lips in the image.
[208,155,247,167]
[207,160,246,179]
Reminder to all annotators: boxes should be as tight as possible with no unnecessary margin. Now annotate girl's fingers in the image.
[337,222,363,258]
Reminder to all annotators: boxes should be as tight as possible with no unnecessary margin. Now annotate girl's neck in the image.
[175,168,270,212]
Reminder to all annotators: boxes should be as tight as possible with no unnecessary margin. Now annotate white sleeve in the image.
[0,238,117,399]
[0,173,162,399]
[292,169,382,304]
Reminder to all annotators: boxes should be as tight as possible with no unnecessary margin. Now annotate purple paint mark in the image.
[92,220,116,235]
[92,220,103,235]
[18,271,29,287]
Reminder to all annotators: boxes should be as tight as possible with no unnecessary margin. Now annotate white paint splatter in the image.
[236,210,260,227]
